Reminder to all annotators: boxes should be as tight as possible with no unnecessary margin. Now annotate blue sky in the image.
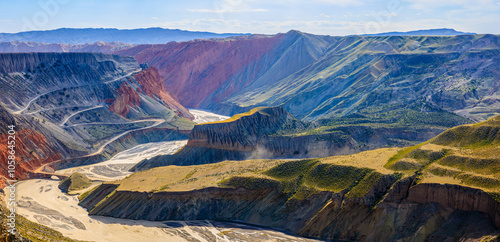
[0,0,499,35]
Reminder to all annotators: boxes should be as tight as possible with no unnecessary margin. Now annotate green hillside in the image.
[386,115,500,193]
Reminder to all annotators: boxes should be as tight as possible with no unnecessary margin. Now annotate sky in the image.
[0,0,499,35]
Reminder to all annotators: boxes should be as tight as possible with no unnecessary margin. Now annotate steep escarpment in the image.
[0,129,61,180]
[83,181,500,240]
[297,177,500,240]
[131,107,307,170]
[0,104,76,186]
[0,52,135,74]
[132,107,442,171]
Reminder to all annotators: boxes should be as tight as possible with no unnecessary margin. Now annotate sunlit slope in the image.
[386,115,500,192]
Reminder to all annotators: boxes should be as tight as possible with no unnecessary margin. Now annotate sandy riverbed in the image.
[11,179,319,242]
[55,140,188,181]
[189,109,230,124]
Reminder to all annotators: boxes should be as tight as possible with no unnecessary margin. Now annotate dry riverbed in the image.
[12,179,320,242]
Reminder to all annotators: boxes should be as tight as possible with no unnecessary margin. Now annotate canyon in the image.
[80,115,500,241]
[0,52,194,186]
[0,28,499,241]
[133,106,443,171]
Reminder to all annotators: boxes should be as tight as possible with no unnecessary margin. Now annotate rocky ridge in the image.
[132,107,443,171]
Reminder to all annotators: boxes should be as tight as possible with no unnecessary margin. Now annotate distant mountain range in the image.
[0,27,248,44]
[0,28,475,46]
[362,28,476,36]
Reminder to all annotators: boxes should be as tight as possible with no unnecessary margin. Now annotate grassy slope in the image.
[59,172,93,193]
[384,115,500,193]
[114,147,400,201]
[110,116,500,203]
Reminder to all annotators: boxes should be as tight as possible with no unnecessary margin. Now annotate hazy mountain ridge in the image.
[0,40,133,53]
[361,28,476,36]
[0,27,247,44]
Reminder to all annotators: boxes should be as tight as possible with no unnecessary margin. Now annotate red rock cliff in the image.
[109,83,141,117]
[133,68,194,120]
[0,129,61,187]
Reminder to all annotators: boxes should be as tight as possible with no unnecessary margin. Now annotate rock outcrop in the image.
[58,172,92,193]
[133,67,193,119]
[0,104,69,186]
[0,128,62,186]
[109,83,141,117]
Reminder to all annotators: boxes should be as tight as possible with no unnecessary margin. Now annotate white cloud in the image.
[187,8,269,13]
[314,0,364,7]
[405,0,500,11]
